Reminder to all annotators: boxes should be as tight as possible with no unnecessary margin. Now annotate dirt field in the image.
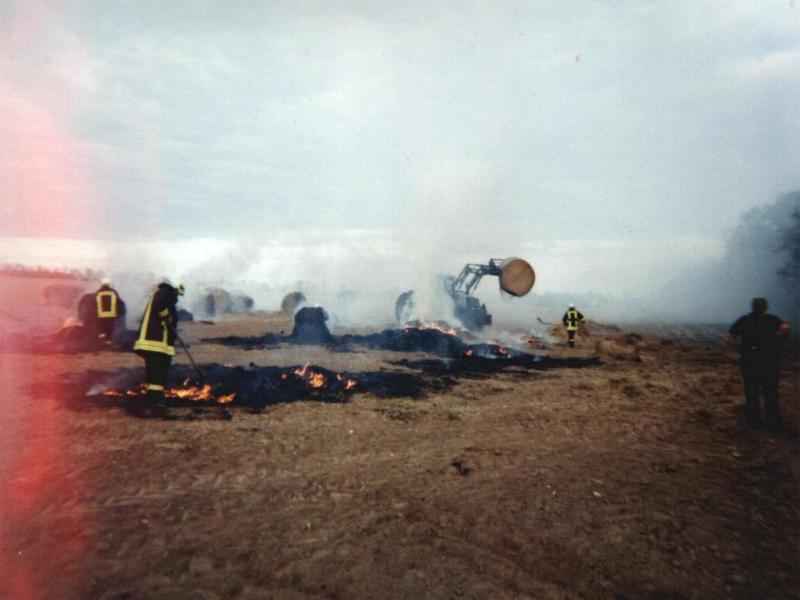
[1,308,799,600]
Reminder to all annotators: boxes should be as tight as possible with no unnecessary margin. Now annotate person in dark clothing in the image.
[134,282,184,406]
[729,297,790,431]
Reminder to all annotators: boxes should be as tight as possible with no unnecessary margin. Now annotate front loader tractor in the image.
[395,257,536,331]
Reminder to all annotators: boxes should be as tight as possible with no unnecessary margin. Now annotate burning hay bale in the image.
[341,324,468,356]
[290,306,333,344]
[281,291,306,315]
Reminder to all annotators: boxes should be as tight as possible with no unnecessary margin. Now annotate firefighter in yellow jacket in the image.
[562,303,585,348]
[134,281,184,404]
[94,278,126,343]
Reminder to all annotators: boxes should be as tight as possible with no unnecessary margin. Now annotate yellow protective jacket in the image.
[562,308,585,332]
[95,285,120,319]
[134,284,179,356]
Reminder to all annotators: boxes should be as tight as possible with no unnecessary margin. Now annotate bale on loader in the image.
[498,258,536,297]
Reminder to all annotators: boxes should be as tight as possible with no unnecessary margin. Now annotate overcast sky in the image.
[2,1,799,294]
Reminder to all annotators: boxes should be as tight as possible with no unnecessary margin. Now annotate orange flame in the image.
[168,384,213,401]
[294,364,327,389]
[404,321,459,336]
[102,387,141,397]
[336,373,358,390]
[217,392,236,404]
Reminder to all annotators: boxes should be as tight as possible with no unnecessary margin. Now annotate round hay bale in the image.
[499,258,535,297]
[234,294,255,312]
[202,288,234,317]
[281,291,306,315]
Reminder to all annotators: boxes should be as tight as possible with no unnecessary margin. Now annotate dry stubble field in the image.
[1,305,799,600]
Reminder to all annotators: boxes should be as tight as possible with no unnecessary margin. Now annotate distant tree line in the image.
[656,190,800,323]
[0,263,103,281]
[726,190,800,317]
[779,202,800,295]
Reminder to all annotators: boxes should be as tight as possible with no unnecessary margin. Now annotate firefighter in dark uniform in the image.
[562,304,585,348]
[95,278,125,343]
[134,282,184,404]
[729,297,790,431]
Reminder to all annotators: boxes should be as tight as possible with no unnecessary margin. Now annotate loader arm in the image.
[449,259,504,297]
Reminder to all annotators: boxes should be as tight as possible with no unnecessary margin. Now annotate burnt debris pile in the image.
[93,363,360,410]
[80,349,600,420]
[80,362,446,419]
[81,354,601,421]
[339,327,467,356]
[205,321,551,364]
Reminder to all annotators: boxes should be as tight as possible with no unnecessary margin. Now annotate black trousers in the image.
[140,351,172,393]
[96,318,115,340]
[741,369,781,426]
[567,330,576,346]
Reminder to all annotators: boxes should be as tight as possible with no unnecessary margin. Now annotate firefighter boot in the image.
[146,388,168,417]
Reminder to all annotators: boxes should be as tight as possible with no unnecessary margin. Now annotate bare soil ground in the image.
[1,308,799,600]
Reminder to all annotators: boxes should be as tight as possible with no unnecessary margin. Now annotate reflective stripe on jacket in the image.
[96,288,119,319]
[562,309,584,332]
[134,286,177,356]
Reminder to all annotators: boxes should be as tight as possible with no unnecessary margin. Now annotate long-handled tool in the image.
[175,331,232,420]
[175,333,205,383]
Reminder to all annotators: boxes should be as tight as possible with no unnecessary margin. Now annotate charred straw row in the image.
[100,363,359,407]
